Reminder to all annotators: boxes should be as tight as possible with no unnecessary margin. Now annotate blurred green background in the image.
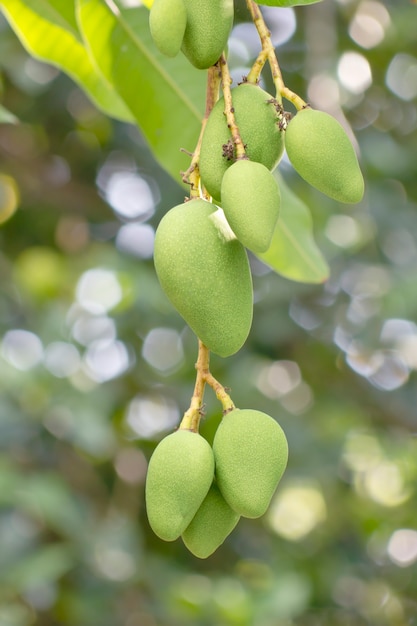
[1,1,417,624]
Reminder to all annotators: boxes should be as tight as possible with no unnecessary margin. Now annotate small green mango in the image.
[149,0,187,58]
[213,409,288,518]
[285,107,364,203]
[220,160,281,253]
[153,199,253,357]
[182,483,240,559]
[145,430,214,542]
[181,0,233,69]
[199,83,285,200]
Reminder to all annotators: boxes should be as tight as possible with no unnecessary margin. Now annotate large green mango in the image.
[182,483,240,558]
[181,0,233,69]
[149,0,187,58]
[285,107,364,203]
[153,199,253,357]
[145,430,214,541]
[220,160,281,253]
[199,83,285,200]
[213,409,288,518]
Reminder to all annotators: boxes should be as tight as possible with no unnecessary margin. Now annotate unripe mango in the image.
[213,409,288,518]
[153,199,253,357]
[145,430,214,541]
[149,0,187,58]
[181,0,233,69]
[220,160,281,253]
[199,83,285,200]
[285,107,364,203]
[182,483,240,558]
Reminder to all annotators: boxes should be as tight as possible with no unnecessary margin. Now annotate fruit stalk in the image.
[246,0,307,109]
[182,66,222,197]
[180,340,235,431]
[218,54,247,161]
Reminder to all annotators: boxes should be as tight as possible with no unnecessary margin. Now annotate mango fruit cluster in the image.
[145,409,288,558]
[153,84,285,355]
[149,0,233,68]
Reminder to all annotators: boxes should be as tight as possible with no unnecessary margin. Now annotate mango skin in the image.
[149,0,187,58]
[182,483,240,558]
[213,409,288,518]
[145,430,214,542]
[153,199,253,357]
[199,83,285,200]
[220,160,281,253]
[285,107,364,203]
[181,0,233,69]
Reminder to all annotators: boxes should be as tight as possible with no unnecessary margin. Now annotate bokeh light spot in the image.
[76,269,122,314]
[125,394,180,439]
[325,215,362,248]
[387,529,417,567]
[44,342,80,378]
[84,340,131,382]
[349,1,390,49]
[338,51,372,94]
[268,483,327,541]
[386,54,417,102]
[142,328,184,374]
[0,173,19,225]
[116,222,155,259]
[1,330,43,371]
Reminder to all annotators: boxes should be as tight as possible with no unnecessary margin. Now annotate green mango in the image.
[285,107,364,203]
[199,83,285,200]
[153,199,253,357]
[149,0,187,58]
[181,0,233,69]
[213,409,288,518]
[182,483,240,558]
[145,430,214,541]
[220,160,281,253]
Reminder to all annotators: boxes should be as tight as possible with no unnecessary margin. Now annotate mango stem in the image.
[181,66,222,198]
[179,339,235,432]
[245,0,308,110]
[218,54,248,161]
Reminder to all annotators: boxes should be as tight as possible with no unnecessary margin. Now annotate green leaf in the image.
[257,174,329,284]
[255,0,323,6]
[0,0,132,121]
[0,104,18,124]
[76,0,206,182]
[5,544,75,589]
